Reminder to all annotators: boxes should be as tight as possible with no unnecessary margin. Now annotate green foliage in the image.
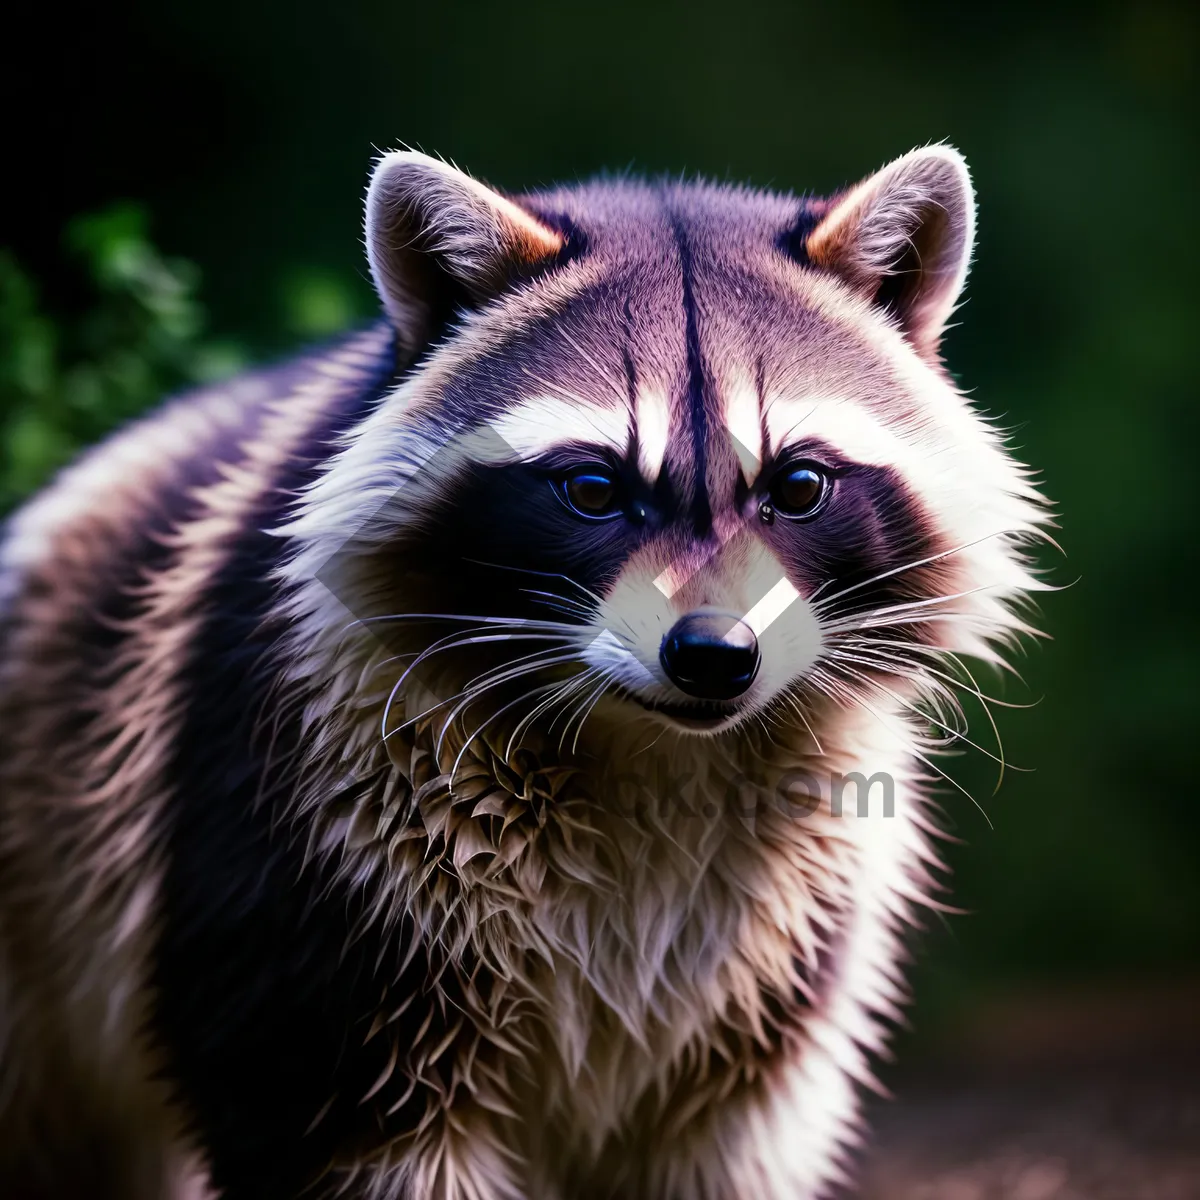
[281,266,361,339]
[0,205,244,510]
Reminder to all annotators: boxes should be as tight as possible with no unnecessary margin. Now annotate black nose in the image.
[659,612,761,701]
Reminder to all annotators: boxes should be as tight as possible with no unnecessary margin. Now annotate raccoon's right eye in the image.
[560,467,622,520]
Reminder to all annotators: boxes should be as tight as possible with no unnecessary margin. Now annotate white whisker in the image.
[854,685,994,829]
[566,674,614,755]
[448,681,570,790]
[357,610,581,632]
[830,658,1014,774]
[810,529,1028,612]
[380,628,577,740]
[775,688,825,756]
[460,558,608,612]
[505,669,601,761]
[434,653,586,759]
[834,636,1031,790]
[386,645,584,738]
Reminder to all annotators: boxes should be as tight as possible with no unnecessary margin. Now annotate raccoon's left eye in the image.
[560,467,622,519]
[767,462,829,520]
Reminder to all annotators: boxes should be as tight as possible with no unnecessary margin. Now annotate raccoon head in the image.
[285,148,1046,748]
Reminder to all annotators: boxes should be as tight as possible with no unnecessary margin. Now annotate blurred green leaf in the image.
[282,267,360,337]
[0,205,245,510]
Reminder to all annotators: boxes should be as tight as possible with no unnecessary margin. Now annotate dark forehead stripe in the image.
[665,201,714,539]
[620,295,639,418]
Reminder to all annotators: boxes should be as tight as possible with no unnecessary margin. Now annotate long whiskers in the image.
[560,672,614,756]
[773,689,825,756]
[816,603,1036,794]
[840,637,1038,709]
[504,668,600,761]
[448,665,613,788]
[386,645,586,739]
[837,635,1038,793]
[362,567,632,782]
[818,582,1008,634]
[809,528,1034,614]
[808,664,996,830]
[380,626,580,742]
[521,589,597,622]
[447,680,572,788]
[433,651,587,759]
[830,656,1016,775]
[458,558,607,614]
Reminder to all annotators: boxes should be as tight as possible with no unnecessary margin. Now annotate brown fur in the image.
[0,149,1049,1199]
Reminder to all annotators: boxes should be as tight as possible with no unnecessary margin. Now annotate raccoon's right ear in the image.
[804,146,976,360]
[365,150,566,357]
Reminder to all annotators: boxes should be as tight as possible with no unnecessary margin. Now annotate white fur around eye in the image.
[486,394,630,462]
[764,394,898,470]
[722,374,764,477]
[635,387,671,483]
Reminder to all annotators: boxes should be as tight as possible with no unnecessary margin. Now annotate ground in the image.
[854,979,1200,1199]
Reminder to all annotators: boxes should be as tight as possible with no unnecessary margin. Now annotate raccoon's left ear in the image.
[805,145,975,359]
[365,150,566,357]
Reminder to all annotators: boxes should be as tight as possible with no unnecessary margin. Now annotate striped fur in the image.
[0,148,1050,1199]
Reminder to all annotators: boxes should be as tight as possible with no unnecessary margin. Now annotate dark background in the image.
[3,0,1197,1063]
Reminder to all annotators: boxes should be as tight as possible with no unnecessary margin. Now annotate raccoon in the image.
[0,146,1049,1199]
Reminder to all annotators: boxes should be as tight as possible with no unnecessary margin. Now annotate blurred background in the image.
[3,1,1197,1193]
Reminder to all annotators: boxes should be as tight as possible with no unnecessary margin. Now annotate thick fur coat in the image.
[0,147,1048,1199]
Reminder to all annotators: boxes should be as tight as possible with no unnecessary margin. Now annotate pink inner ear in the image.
[804,148,975,359]
[485,190,566,264]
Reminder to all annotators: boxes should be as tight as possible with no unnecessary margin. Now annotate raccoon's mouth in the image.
[633,694,742,730]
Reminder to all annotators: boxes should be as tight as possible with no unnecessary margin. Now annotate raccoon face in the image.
[289,149,1044,742]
